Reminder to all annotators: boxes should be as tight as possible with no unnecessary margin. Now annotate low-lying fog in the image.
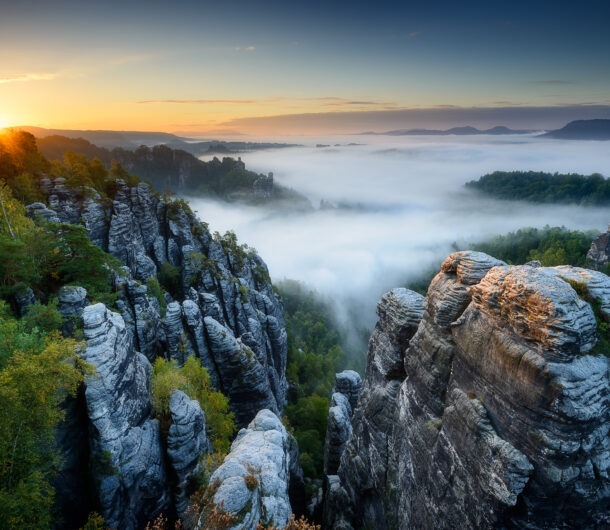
[188,134,610,352]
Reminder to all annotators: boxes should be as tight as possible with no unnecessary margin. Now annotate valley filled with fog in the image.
[188,134,610,341]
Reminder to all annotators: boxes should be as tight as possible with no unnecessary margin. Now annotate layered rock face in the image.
[202,409,293,530]
[323,371,362,476]
[81,304,169,530]
[31,177,291,527]
[167,390,211,518]
[326,252,610,529]
[43,178,287,425]
[588,224,610,271]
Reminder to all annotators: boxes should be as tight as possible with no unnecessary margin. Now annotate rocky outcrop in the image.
[204,317,279,426]
[167,390,211,519]
[323,371,362,476]
[81,303,169,530]
[202,409,292,530]
[326,251,610,529]
[58,285,88,334]
[116,280,164,362]
[42,177,288,425]
[587,224,610,271]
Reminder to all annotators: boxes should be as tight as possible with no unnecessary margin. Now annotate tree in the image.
[0,321,86,528]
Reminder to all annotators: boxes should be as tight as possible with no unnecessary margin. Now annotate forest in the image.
[466,170,610,205]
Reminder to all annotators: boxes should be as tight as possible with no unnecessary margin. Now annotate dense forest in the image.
[276,280,349,482]
[466,170,610,205]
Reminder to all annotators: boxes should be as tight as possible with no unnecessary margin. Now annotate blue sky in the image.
[1,0,609,134]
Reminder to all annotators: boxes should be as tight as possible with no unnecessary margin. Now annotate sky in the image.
[1,0,610,135]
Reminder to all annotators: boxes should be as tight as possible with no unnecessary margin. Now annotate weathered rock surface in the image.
[57,285,89,334]
[323,371,363,476]
[323,392,353,476]
[204,317,279,426]
[81,303,169,530]
[587,224,610,271]
[43,177,288,425]
[167,390,211,519]
[326,251,610,529]
[202,409,292,530]
[30,177,292,526]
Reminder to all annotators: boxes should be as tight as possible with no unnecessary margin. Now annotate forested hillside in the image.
[466,170,610,205]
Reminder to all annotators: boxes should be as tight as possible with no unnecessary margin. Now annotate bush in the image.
[151,357,236,454]
[158,262,182,300]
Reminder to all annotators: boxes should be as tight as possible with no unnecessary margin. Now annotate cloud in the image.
[408,31,421,38]
[138,98,259,104]
[0,72,57,84]
[533,79,574,85]
[136,95,397,110]
[245,45,256,52]
[186,135,610,348]
[234,45,256,52]
[218,104,610,134]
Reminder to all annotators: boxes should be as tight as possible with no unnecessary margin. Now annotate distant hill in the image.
[13,126,300,155]
[466,170,610,205]
[363,125,532,136]
[34,134,310,208]
[542,119,610,140]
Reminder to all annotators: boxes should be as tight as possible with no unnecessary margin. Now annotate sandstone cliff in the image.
[43,177,288,423]
[325,251,610,529]
[29,176,290,528]
[201,409,294,530]
[588,224,610,271]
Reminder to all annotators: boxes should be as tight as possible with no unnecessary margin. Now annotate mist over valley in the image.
[188,134,610,338]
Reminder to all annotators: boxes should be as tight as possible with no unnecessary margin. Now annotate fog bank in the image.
[188,134,610,348]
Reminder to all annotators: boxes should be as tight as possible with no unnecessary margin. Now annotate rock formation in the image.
[21,175,291,527]
[202,409,293,530]
[587,224,610,271]
[42,177,288,425]
[81,303,169,530]
[167,390,211,519]
[323,371,362,476]
[325,251,610,530]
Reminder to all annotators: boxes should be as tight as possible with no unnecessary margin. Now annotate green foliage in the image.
[466,170,610,205]
[0,310,87,529]
[32,222,120,301]
[0,131,49,204]
[145,277,167,316]
[564,279,610,356]
[472,226,596,267]
[0,183,120,302]
[21,300,64,333]
[276,279,349,479]
[81,512,106,530]
[285,396,330,478]
[158,261,182,300]
[214,230,254,271]
[151,357,236,454]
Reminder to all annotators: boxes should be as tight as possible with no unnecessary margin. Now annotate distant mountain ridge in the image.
[362,125,532,136]
[13,125,299,156]
[542,119,610,140]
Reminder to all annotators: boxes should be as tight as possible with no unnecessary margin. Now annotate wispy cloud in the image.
[138,99,259,104]
[137,96,398,109]
[533,79,574,85]
[0,72,57,84]
[409,31,422,38]
[234,45,256,52]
